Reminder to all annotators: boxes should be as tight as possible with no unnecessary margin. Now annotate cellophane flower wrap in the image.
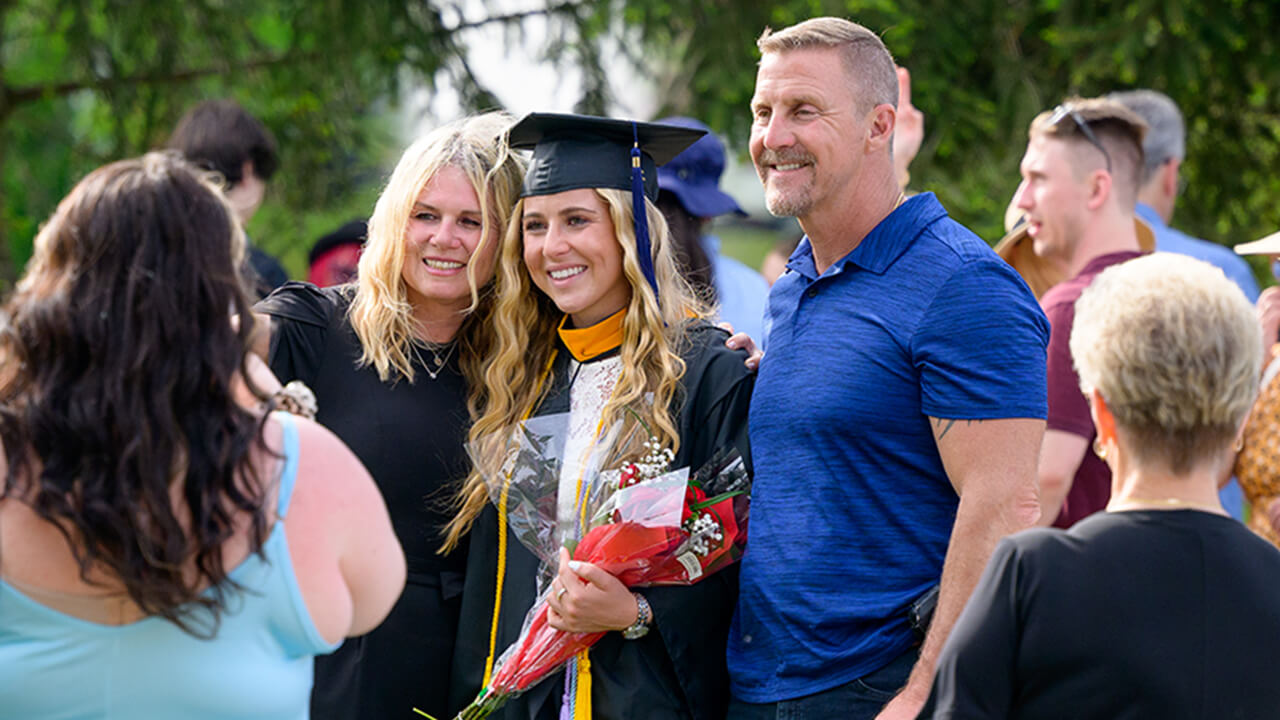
[450,410,750,720]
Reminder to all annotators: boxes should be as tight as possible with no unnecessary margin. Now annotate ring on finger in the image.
[556,585,568,602]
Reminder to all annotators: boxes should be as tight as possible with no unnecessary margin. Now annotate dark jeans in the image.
[727,646,919,720]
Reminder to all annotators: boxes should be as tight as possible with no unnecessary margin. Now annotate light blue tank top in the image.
[0,413,340,719]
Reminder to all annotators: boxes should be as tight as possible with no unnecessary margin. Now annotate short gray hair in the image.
[757,17,898,112]
[1108,89,1185,183]
[1070,254,1260,474]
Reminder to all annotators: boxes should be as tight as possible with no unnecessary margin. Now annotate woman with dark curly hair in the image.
[0,152,404,718]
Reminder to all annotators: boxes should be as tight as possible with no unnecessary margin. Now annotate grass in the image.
[712,217,801,272]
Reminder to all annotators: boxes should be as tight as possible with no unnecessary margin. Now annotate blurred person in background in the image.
[656,116,769,342]
[1111,88,1258,520]
[1231,230,1280,549]
[760,232,801,287]
[992,194,1155,300]
[919,253,1280,719]
[0,152,404,717]
[168,98,290,298]
[1016,98,1149,529]
[1109,89,1260,301]
[255,113,525,720]
[308,219,366,287]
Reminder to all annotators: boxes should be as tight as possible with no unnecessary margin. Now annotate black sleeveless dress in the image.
[258,281,470,720]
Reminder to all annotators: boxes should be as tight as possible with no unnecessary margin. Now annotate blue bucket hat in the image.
[656,117,746,219]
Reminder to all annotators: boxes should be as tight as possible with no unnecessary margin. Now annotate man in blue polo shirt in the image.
[728,17,1049,720]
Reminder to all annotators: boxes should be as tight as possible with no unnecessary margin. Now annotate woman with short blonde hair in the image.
[919,254,1280,719]
[1071,253,1261,471]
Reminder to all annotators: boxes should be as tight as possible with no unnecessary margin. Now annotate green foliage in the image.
[5,0,1278,292]
[0,0,496,287]
[602,0,1280,262]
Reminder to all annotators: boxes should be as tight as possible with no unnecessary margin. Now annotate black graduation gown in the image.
[257,282,470,720]
[450,322,754,720]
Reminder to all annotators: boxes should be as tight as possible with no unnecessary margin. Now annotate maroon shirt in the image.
[1041,250,1145,528]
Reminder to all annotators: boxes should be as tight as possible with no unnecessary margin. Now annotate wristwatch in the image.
[621,592,652,640]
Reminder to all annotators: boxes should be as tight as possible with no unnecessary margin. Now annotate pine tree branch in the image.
[3,51,321,107]
[1,0,588,110]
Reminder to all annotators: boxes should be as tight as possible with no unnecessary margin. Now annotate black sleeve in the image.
[643,323,755,720]
[680,323,756,473]
[917,538,1022,719]
[254,281,341,387]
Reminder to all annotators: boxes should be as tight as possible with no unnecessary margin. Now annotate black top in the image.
[918,510,1280,720]
[258,282,470,720]
[246,243,289,300]
[450,323,754,720]
[259,282,470,576]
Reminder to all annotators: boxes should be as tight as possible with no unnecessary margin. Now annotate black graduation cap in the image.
[508,113,705,201]
[506,112,706,301]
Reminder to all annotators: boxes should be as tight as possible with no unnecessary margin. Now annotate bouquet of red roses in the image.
[445,412,749,720]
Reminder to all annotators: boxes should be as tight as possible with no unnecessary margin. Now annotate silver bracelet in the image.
[621,592,652,640]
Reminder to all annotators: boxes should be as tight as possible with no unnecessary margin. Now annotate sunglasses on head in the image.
[1047,104,1112,174]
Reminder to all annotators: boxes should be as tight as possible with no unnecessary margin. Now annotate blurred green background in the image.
[3,0,1278,287]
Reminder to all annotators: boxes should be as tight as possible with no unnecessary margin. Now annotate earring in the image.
[1093,437,1108,460]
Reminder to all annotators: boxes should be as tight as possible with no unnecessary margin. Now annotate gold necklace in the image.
[1108,496,1223,514]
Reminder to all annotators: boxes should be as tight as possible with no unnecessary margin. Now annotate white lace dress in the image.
[554,356,622,545]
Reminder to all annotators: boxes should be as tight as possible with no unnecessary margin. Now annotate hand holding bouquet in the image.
[444,413,750,720]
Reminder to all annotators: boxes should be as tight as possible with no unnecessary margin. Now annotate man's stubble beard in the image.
[762,175,814,218]
[756,146,818,218]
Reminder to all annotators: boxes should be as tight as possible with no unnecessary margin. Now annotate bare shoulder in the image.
[269,412,403,642]
[277,413,378,509]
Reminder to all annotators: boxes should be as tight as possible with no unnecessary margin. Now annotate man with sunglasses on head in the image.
[1015,97,1150,528]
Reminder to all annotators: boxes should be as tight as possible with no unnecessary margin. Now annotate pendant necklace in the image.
[410,337,457,380]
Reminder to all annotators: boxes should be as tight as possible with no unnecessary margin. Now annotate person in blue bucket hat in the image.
[656,117,771,345]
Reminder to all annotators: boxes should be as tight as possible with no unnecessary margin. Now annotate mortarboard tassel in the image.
[630,122,660,303]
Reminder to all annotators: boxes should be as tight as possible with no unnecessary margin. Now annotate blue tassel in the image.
[630,123,660,305]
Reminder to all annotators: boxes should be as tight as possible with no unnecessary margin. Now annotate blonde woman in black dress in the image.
[256,112,525,720]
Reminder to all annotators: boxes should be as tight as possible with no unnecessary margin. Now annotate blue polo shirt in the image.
[1137,203,1259,303]
[728,193,1048,702]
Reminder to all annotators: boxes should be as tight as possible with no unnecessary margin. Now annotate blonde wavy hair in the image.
[442,187,711,550]
[348,112,525,386]
[1071,254,1261,474]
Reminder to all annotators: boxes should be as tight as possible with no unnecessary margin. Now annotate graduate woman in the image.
[445,114,755,720]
